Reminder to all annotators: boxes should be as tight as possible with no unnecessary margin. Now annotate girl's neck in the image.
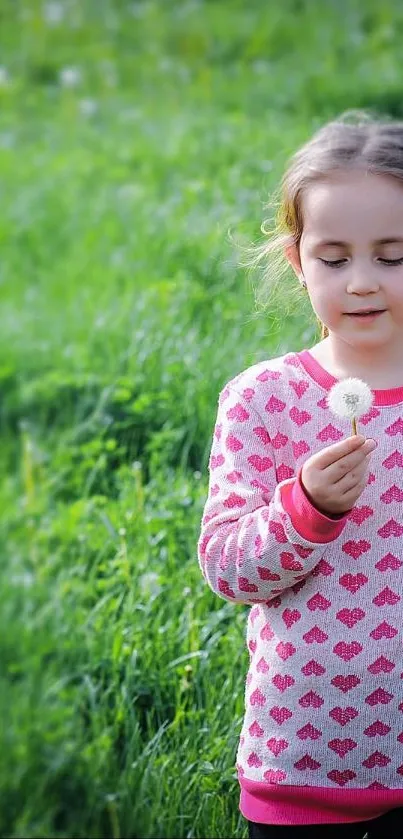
[309,336,403,389]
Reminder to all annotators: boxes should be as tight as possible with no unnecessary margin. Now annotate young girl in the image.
[197,113,403,839]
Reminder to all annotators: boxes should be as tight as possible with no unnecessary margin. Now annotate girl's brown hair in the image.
[251,110,403,339]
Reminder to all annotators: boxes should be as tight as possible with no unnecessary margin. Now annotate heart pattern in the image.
[331,674,361,693]
[199,352,403,790]
[378,518,403,537]
[318,424,344,442]
[339,572,368,593]
[373,586,400,606]
[272,674,295,692]
[307,592,331,611]
[336,607,366,627]
[271,431,289,449]
[327,770,356,787]
[333,641,363,662]
[375,553,403,571]
[299,691,324,708]
[223,492,246,509]
[280,552,303,572]
[256,657,270,673]
[226,434,244,453]
[328,738,357,757]
[282,608,301,628]
[249,720,264,737]
[367,655,395,674]
[250,688,266,707]
[364,720,391,736]
[270,706,293,725]
[248,454,274,472]
[342,539,371,559]
[301,659,326,676]
[266,395,286,414]
[292,440,310,458]
[303,626,328,644]
[289,406,312,426]
[266,737,289,756]
[253,426,271,446]
[384,449,403,469]
[294,754,321,770]
[329,707,358,726]
[264,769,287,783]
[347,506,374,525]
[296,723,322,740]
[289,379,310,399]
[365,687,393,706]
[275,641,296,661]
[370,621,398,639]
[381,484,403,503]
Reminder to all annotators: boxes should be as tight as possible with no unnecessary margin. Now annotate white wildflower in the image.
[43,2,65,25]
[79,98,97,117]
[253,59,271,74]
[99,60,117,87]
[0,132,14,148]
[327,377,374,434]
[0,67,10,87]
[116,183,139,201]
[59,66,81,88]
[139,572,162,598]
[130,2,148,18]
[110,248,125,267]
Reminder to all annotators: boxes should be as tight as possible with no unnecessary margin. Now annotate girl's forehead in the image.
[301,171,403,242]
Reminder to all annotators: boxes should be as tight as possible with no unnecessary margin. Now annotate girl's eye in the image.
[319,257,403,267]
[319,258,347,268]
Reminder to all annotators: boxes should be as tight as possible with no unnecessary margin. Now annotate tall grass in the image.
[1,1,403,836]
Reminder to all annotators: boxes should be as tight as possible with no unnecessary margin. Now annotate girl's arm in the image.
[197,384,349,605]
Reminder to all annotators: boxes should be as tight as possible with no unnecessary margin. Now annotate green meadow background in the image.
[1,1,402,837]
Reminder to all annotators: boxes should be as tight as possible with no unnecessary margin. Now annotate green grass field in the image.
[1,1,403,836]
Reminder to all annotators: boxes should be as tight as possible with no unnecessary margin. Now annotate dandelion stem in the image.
[352,417,357,435]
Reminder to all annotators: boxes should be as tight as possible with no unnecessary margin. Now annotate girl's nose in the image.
[346,267,380,293]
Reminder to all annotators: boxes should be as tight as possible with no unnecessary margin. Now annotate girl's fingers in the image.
[316,435,366,470]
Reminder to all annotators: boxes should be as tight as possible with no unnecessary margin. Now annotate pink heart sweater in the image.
[197,348,403,825]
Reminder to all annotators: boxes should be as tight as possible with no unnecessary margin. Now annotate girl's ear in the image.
[284,243,302,277]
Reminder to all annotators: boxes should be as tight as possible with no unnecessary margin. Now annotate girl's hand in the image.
[300,434,377,516]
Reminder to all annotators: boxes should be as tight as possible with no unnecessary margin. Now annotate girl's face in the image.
[288,171,403,356]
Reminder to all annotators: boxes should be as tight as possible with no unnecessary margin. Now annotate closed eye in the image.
[319,258,347,268]
[319,257,403,267]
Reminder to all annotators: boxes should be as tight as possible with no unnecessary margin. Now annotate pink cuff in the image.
[280,468,349,543]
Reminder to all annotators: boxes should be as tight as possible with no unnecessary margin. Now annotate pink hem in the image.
[239,775,403,824]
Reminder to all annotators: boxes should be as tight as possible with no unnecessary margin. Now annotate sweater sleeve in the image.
[197,385,350,605]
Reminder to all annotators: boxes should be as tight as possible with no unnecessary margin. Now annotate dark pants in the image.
[247,807,403,838]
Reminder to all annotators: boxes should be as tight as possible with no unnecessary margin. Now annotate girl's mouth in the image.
[346,310,386,321]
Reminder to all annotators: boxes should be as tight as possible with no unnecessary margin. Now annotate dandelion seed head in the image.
[327,377,374,420]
